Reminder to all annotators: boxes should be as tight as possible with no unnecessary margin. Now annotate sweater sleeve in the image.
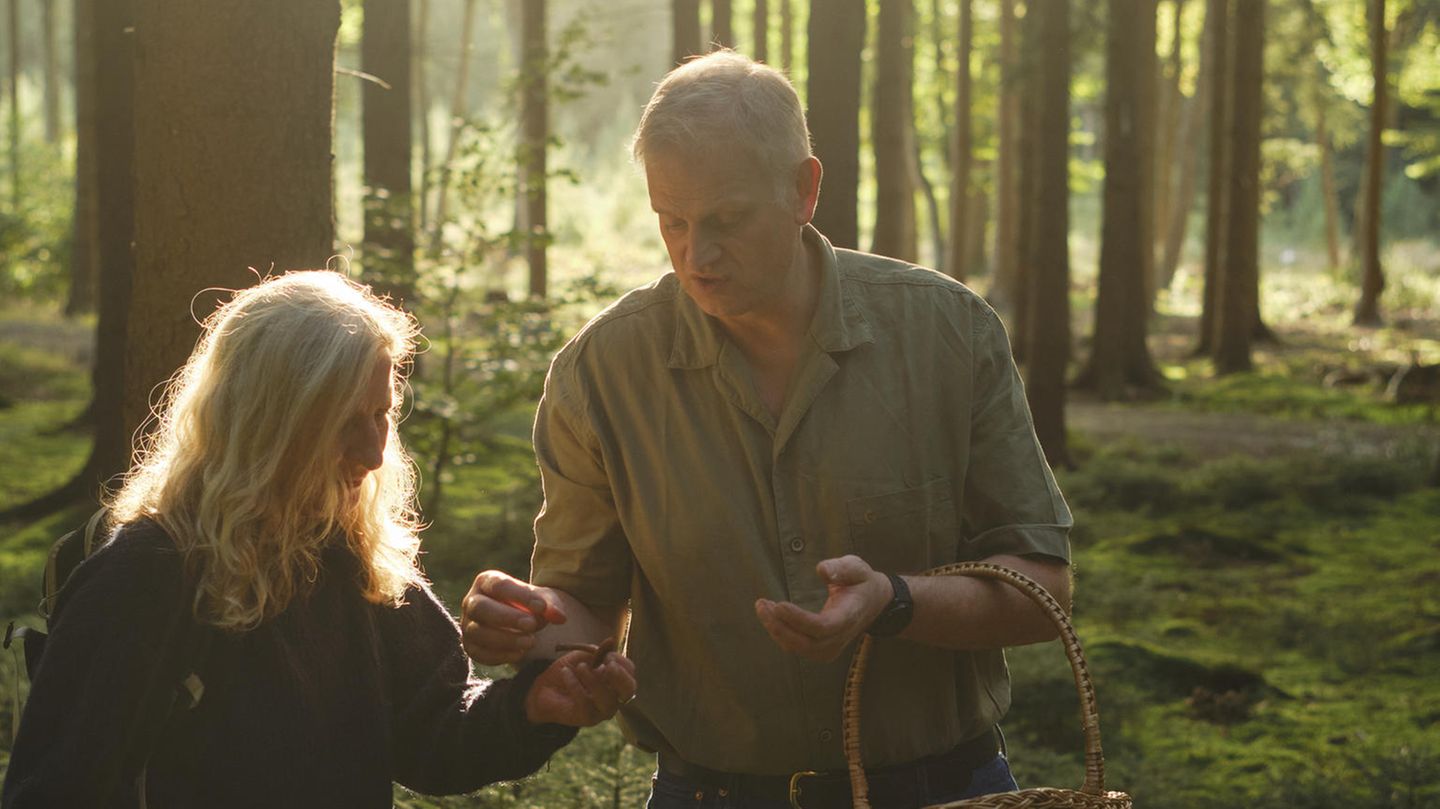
[1,526,190,809]
[378,583,577,795]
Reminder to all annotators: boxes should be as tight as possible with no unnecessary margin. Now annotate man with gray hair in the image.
[462,50,1073,808]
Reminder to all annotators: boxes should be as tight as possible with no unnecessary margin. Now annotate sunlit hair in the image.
[631,49,812,201]
[108,271,424,632]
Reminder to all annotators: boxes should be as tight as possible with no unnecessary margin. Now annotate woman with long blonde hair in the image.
[3,271,634,808]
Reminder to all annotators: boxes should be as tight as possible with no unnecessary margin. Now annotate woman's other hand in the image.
[523,649,638,727]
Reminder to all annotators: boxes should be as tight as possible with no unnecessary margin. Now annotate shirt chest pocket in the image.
[846,478,958,574]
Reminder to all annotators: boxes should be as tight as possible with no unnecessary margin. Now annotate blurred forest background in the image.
[1,0,1438,806]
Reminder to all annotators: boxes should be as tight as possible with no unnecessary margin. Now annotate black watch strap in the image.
[867,572,914,637]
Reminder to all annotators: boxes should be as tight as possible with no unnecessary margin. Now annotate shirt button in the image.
[788,536,805,553]
[864,510,877,524]
[819,728,834,742]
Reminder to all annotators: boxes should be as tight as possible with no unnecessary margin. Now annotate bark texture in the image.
[871,0,917,262]
[992,0,1020,312]
[519,0,548,298]
[1212,0,1263,373]
[753,0,768,62]
[1354,0,1386,326]
[944,0,973,279]
[1197,0,1230,355]
[806,0,865,249]
[674,0,701,65]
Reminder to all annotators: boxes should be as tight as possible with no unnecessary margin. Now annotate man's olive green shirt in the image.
[530,226,1072,774]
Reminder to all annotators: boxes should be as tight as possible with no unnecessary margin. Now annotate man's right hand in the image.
[461,570,568,665]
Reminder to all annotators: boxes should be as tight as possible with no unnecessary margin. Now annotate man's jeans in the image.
[645,754,1021,808]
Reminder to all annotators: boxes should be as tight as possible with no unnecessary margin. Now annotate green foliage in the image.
[0,138,73,302]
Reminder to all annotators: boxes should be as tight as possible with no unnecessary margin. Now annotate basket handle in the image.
[843,562,1106,808]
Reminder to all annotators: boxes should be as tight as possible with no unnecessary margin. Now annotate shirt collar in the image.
[666,224,874,369]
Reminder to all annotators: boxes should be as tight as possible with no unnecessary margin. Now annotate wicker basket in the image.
[842,563,1132,809]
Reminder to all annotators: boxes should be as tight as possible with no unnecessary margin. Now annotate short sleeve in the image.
[528,356,633,606]
[960,304,1072,562]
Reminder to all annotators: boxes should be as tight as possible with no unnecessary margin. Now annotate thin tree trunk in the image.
[780,0,793,72]
[915,135,944,270]
[1075,0,1165,398]
[1212,0,1263,373]
[41,0,59,142]
[871,0,917,262]
[1315,82,1341,273]
[519,0,547,298]
[944,0,972,279]
[930,0,951,171]
[1196,0,1229,356]
[1153,0,1184,295]
[1137,0,1158,311]
[992,0,1020,312]
[64,0,97,317]
[674,0,701,66]
[428,0,477,253]
[1159,0,1212,291]
[965,181,988,274]
[711,0,733,49]
[1354,0,1385,326]
[807,0,865,249]
[1025,0,1071,468]
[415,0,431,231]
[128,0,340,442]
[7,0,19,212]
[362,0,416,306]
[753,0,768,62]
[1012,6,1039,362]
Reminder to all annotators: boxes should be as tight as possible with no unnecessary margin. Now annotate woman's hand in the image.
[523,648,638,727]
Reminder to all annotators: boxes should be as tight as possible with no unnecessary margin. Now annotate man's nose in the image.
[685,230,721,273]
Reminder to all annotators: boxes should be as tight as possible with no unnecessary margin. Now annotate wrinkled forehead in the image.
[644,140,775,211]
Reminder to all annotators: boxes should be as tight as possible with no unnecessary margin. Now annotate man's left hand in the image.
[754,555,894,662]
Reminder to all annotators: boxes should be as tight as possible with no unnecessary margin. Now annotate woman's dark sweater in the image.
[1,520,576,808]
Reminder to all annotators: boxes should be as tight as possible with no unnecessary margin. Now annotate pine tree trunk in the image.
[944,0,972,279]
[992,0,1020,313]
[915,136,944,270]
[871,0,917,262]
[1153,0,1184,295]
[965,182,988,274]
[415,0,431,231]
[1315,85,1341,272]
[128,0,340,441]
[711,0,733,49]
[1212,0,1263,373]
[64,0,97,317]
[807,0,865,250]
[1159,0,1212,291]
[1076,0,1164,399]
[519,0,547,298]
[1137,0,1158,310]
[1025,0,1071,468]
[7,0,19,211]
[1196,0,1229,356]
[674,0,701,66]
[780,0,793,72]
[753,0,768,62]
[1012,6,1040,362]
[1354,0,1385,326]
[362,0,416,306]
[41,0,59,142]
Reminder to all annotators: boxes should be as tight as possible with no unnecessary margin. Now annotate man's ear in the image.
[793,156,822,225]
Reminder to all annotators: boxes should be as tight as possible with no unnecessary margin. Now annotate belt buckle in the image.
[787,770,821,809]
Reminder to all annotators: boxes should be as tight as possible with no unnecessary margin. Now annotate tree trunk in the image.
[991,0,1020,312]
[944,0,972,279]
[362,0,416,306]
[1315,82,1341,273]
[753,0,768,62]
[428,0,477,253]
[1075,0,1165,399]
[7,0,19,212]
[519,0,547,298]
[41,0,59,142]
[1012,6,1040,362]
[1354,0,1385,326]
[1137,0,1158,310]
[674,0,701,66]
[415,0,431,231]
[128,0,340,442]
[780,0,793,72]
[965,181,988,274]
[1212,0,1263,374]
[1196,0,1229,356]
[871,0,917,262]
[807,0,865,249]
[711,0,733,49]
[64,0,97,317]
[1025,0,1071,468]
[915,135,944,270]
[1159,0,1212,291]
[1153,0,1184,296]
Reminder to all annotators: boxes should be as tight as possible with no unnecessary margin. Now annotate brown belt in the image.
[656,728,1000,808]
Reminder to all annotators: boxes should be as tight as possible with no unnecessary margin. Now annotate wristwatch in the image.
[867,573,914,637]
